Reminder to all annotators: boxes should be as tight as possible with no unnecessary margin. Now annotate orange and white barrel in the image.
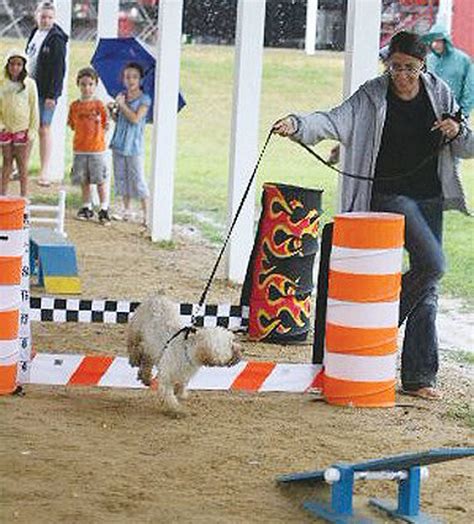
[0,197,26,394]
[323,212,404,407]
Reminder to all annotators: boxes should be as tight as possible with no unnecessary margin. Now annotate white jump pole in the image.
[95,0,119,209]
[337,0,382,211]
[436,0,453,33]
[226,0,266,284]
[149,0,184,241]
[305,0,319,56]
[48,0,72,182]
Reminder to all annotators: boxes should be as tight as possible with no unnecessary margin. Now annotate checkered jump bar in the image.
[29,296,249,329]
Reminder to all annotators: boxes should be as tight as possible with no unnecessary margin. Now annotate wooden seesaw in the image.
[277,447,474,523]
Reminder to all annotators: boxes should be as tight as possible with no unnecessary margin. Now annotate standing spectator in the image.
[0,50,39,197]
[108,62,151,226]
[26,1,68,186]
[68,67,110,225]
[423,23,474,118]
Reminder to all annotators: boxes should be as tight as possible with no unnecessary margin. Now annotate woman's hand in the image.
[44,98,56,109]
[431,117,460,140]
[272,116,297,137]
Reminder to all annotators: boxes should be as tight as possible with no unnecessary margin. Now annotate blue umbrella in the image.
[91,37,186,123]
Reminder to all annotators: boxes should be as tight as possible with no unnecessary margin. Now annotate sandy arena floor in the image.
[1,212,473,524]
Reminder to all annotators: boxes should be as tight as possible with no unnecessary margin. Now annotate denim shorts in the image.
[39,98,56,126]
[71,153,108,185]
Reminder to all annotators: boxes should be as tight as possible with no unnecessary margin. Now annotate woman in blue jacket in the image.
[26,1,68,186]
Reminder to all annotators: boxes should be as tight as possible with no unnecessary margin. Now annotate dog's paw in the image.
[163,407,187,419]
[175,386,189,400]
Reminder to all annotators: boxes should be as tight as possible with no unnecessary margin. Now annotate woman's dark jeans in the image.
[371,193,445,391]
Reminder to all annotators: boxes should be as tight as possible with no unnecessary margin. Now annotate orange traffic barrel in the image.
[0,196,25,229]
[0,197,25,394]
[323,212,404,407]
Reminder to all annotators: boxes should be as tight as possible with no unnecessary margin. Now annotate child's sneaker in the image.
[98,209,111,226]
[76,207,94,221]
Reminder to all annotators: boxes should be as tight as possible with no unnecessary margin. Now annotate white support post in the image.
[97,0,119,38]
[225,0,266,284]
[305,0,319,55]
[149,0,184,241]
[338,0,382,210]
[436,0,453,34]
[343,0,382,98]
[49,0,72,182]
[95,0,119,209]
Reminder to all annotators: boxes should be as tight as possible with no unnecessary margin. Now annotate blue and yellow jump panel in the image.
[30,228,81,294]
[277,447,474,523]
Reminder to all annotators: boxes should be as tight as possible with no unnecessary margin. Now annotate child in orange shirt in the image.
[67,67,110,224]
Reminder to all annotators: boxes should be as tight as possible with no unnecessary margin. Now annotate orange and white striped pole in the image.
[0,197,26,395]
[323,212,404,407]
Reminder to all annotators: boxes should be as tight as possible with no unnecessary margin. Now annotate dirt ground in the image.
[1,206,473,524]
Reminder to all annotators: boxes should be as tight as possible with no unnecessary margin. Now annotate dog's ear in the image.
[232,343,243,358]
[227,342,242,367]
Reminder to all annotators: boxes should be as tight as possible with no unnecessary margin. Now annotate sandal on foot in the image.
[36,179,51,187]
[400,387,441,400]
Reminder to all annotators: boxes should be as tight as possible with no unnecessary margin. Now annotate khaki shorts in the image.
[71,153,108,186]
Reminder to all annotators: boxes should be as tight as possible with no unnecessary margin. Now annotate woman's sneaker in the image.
[98,209,111,226]
[76,207,94,221]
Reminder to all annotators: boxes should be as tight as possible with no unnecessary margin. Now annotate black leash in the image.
[163,129,273,347]
[192,129,274,321]
[163,123,457,347]
[296,134,454,182]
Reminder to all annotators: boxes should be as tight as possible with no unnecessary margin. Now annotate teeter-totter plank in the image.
[277,448,474,483]
[277,448,474,523]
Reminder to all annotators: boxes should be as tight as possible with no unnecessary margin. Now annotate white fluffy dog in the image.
[127,296,242,414]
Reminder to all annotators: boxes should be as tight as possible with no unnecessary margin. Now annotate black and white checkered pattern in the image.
[29,297,249,330]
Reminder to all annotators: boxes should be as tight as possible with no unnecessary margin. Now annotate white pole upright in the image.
[95,0,119,209]
[343,0,382,98]
[49,0,72,182]
[338,0,382,210]
[149,0,184,241]
[97,0,119,38]
[436,0,453,33]
[225,0,266,284]
[305,0,319,55]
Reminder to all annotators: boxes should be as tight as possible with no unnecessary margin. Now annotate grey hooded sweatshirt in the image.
[291,72,473,214]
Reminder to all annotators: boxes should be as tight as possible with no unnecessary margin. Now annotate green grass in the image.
[1,39,472,301]
[447,350,474,366]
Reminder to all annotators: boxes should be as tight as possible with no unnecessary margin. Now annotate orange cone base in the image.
[323,375,396,407]
[0,364,18,395]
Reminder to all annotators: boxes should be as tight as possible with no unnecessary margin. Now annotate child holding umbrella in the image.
[108,62,151,226]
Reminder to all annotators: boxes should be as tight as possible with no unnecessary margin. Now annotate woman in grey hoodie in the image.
[274,31,473,400]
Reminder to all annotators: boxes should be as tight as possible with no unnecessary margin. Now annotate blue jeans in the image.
[371,193,445,390]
